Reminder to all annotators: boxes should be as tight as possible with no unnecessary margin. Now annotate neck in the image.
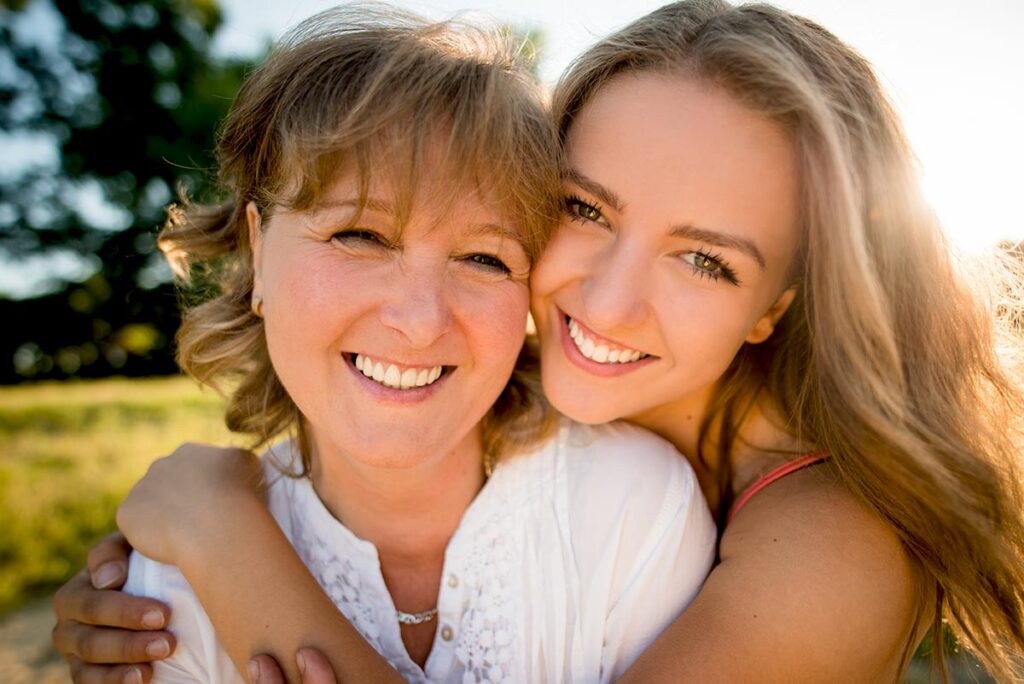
[308,425,486,566]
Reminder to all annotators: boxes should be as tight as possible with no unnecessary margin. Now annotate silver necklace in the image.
[396,607,438,625]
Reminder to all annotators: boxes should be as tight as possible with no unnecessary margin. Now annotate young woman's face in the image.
[532,73,801,425]
[251,171,532,469]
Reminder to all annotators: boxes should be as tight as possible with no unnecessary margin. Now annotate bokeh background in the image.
[1,0,1019,681]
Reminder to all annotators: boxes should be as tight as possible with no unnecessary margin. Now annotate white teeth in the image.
[566,317,649,365]
[354,354,444,390]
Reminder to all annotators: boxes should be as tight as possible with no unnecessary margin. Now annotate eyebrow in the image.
[671,224,766,270]
[563,168,626,213]
[313,198,395,216]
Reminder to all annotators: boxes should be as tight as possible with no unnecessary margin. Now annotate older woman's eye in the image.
[463,253,510,274]
[331,230,389,247]
[681,250,740,285]
[563,196,606,225]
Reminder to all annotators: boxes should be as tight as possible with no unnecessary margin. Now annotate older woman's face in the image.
[250,171,532,469]
[531,73,801,425]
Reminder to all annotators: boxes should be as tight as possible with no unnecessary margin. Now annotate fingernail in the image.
[92,561,125,589]
[125,666,143,684]
[142,608,165,629]
[146,637,170,658]
[248,659,261,683]
[297,650,307,674]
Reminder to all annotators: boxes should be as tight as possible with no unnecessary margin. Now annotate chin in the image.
[542,380,619,426]
[318,427,446,469]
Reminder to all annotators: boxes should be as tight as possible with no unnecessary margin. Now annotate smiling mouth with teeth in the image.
[352,353,446,390]
[566,316,650,364]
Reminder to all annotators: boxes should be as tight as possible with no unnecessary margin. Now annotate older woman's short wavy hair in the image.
[159,4,562,472]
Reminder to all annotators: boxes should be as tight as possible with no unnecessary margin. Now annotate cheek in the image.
[459,281,529,374]
[261,253,371,389]
[531,225,587,299]
[657,286,767,368]
[267,253,362,333]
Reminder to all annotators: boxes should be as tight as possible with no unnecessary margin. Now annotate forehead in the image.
[306,166,526,242]
[566,72,799,268]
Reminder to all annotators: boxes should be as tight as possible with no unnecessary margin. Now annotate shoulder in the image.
[549,423,717,681]
[693,467,924,681]
[555,420,710,533]
[556,420,717,591]
[560,420,699,499]
[124,552,197,611]
[258,440,306,537]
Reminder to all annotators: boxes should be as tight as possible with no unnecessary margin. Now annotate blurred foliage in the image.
[500,24,544,82]
[0,375,239,614]
[0,0,257,383]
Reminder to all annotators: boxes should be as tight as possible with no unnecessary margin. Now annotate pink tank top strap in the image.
[727,452,829,526]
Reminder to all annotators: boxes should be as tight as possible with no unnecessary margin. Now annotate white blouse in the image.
[125,420,717,683]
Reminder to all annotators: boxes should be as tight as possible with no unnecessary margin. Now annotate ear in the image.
[746,286,797,344]
[246,202,264,296]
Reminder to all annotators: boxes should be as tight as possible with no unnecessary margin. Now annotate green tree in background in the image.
[0,0,255,382]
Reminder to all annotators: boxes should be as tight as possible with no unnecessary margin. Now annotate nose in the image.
[378,261,452,349]
[578,240,650,332]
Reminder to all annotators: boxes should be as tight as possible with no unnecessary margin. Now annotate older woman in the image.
[56,1,1024,683]
[50,6,717,684]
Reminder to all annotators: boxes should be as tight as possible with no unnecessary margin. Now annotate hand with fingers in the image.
[52,532,175,684]
[248,648,339,684]
[52,533,338,684]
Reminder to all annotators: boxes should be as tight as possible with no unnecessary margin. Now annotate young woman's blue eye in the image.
[463,253,511,273]
[563,196,605,224]
[681,250,740,285]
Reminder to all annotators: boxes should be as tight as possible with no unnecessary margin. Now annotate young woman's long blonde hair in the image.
[553,1,1024,679]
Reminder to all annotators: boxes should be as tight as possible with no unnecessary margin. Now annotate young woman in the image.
[48,6,720,683]
[53,1,1024,682]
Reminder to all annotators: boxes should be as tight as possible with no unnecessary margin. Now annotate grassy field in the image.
[0,376,240,616]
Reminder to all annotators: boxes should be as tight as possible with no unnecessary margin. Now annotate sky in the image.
[2,0,1022,296]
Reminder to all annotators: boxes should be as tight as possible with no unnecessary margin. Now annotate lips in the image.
[554,311,657,378]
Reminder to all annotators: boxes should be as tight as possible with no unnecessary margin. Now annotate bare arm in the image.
[115,444,404,684]
[616,469,925,683]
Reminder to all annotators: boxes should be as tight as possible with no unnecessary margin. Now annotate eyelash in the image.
[684,249,740,285]
[462,253,511,274]
[332,229,389,247]
[332,231,511,274]
[563,195,606,225]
